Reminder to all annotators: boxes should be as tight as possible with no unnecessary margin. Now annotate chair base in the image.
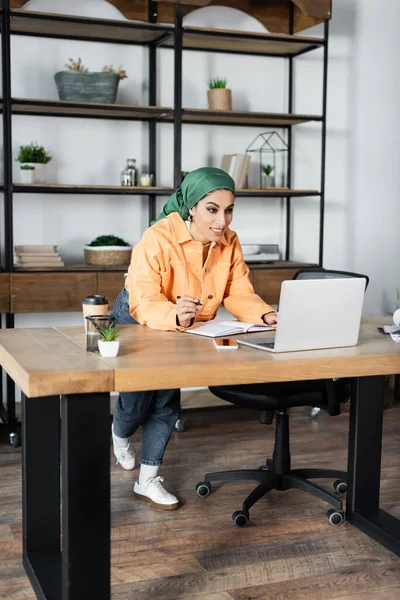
[198,462,347,525]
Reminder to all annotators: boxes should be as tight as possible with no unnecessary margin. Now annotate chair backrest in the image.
[293,268,369,291]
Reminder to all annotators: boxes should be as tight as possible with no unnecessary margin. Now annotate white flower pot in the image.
[21,163,47,184]
[98,340,120,357]
[20,168,35,184]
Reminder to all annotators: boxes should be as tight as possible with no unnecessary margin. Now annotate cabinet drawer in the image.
[0,273,10,313]
[11,273,97,313]
[251,268,300,305]
[98,272,125,310]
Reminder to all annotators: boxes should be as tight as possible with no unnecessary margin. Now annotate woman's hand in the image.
[262,311,278,329]
[176,296,201,328]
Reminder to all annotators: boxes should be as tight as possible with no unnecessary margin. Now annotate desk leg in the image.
[22,394,61,599]
[61,393,110,600]
[346,376,400,556]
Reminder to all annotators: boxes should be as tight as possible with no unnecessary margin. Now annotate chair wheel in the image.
[333,479,347,494]
[174,419,184,432]
[196,482,211,497]
[326,508,345,525]
[9,433,20,448]
[232,510,249,527]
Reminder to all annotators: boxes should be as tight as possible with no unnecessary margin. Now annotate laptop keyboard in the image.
[258,342,275,349]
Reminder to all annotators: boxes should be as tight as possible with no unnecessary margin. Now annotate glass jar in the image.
[120,158,138,186]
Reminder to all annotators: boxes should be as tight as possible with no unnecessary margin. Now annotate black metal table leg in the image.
[346,376,400,556]
[22,392,111,599]
[22,393,61,599]
[61,393,110,600]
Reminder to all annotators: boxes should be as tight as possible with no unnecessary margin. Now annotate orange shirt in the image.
[125,212,274,331]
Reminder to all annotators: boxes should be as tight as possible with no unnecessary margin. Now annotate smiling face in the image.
[189,189,235,244]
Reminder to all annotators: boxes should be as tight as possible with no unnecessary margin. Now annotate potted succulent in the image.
[207,77,232,111]
[84,234,132,265]
[16,142,52,184]
[262,164,275,188]
[98,324,120,358]
[54,57,128,104]
[19,164,35,184]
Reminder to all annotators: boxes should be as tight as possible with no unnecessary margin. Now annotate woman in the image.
[111,167,278,510]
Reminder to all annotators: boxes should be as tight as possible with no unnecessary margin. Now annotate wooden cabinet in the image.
[8,266,316,313]
[97,272,125,310]
[0,273,10,313]
[250,266,309,305]
[11,273,98,313]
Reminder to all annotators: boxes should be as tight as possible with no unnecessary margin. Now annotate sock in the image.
[112,423,129,447]
[139,464,159,486]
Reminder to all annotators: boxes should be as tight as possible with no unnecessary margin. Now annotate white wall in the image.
[7,0,400,330]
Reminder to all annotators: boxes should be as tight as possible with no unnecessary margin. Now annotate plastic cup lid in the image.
[82,295,108,305]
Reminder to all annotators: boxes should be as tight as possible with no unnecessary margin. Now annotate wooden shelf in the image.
[11,184,319,197]
[180,109,322,127]
[236,188,320,197]
[12,99,321,128]
[13,184,173,195]
[12,98,173,121]
[9,11,324,56]
[249,261,317,270]
[13,260,315,273]
[162,26,324,57]
[14,264,128,272]
[10,10,173,44]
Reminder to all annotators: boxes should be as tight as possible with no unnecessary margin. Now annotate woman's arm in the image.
[125,243,180,331]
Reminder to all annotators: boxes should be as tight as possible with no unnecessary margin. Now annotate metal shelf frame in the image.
[0,1,329,456]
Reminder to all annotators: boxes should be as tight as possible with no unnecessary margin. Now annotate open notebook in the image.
[184,320,274,338]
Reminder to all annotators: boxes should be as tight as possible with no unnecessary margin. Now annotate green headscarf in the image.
[154,167,235,222]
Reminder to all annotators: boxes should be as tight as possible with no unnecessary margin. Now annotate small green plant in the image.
[99,325,119,342]
[16,143,52,164]
[263,164,274,176]
[65,57,128,80]
[88,235,130,247]
[208,77,228,89]
[20,164,35,170]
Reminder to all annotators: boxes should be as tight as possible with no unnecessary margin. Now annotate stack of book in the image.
[15,245,64,267]
[220,154,251,189]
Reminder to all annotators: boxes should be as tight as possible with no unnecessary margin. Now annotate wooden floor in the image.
[0,401,399,599]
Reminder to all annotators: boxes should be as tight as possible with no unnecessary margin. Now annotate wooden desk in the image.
[0,322,399,600]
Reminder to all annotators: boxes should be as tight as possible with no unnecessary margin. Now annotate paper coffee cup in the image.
[82,295,109,331]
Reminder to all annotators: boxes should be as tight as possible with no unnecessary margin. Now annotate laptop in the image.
[237,278,366,353]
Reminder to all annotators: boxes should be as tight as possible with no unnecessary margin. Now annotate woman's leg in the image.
[111,289,181,506]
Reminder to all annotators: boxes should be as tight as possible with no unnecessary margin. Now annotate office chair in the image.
[196,268,369,528]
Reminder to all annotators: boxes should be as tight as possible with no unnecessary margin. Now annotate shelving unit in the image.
[1,0,331,444]
[1,0,330,306]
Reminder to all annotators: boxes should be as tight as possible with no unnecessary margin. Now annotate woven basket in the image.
[54,71,120,104]
[84,246,132,265]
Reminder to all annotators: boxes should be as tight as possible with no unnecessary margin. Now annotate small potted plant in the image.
[19,164,35,184]
[54,57,128,104]
[98,325,119,358]
[262,164,275,188]
[16,142,52,184]
[207,77,232,111]
[84,234,132,265]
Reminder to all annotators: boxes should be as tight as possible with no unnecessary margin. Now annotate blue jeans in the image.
[111,288,180,466]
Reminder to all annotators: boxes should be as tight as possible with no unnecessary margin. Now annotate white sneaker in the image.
[133,476,179,510]
[112,424,136,470]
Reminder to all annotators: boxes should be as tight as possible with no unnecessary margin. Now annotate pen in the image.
[176,296,202,306]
